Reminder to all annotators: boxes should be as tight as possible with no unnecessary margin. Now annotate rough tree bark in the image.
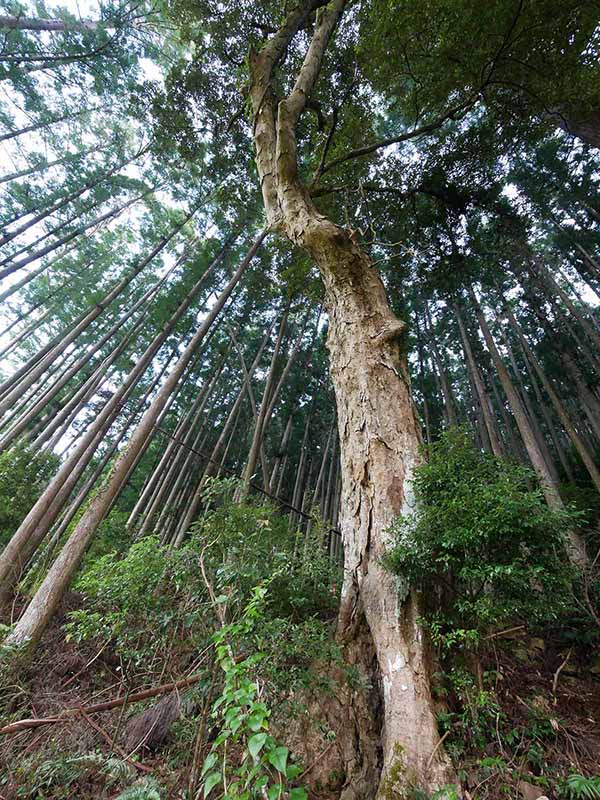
[248,1,454,793]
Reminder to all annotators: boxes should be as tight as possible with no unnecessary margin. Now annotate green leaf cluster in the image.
[201,584,307,800]
[385,427,578,649]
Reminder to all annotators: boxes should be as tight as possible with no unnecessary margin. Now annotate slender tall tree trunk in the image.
[0,240,83,305]
[139,362,228,536]
[26,359,171,574]
[415,318,432,444]
[521,347,576,483]
[0,241,229,608]
[495,316,559,483]
[0,149,144,248]
[0,268,167,451]
[3,232,265,651]
[30,273,171,450]
[0,212,193,417]
[0,105,103,143]
[289,416,310,533]
[228,327,271,489]
[525,291,600,441]
[0,146,95,185]
[469,289,586,566]
[172,323,276,543]
[238,306,289,499]
[269,413,294,493]
[503,305,600,492]
[425,304,458,427]
[0,187,152,280]
[536,260,600,353]
[0,13,105,31]
[454,303,504,457]
[490,378,524,463]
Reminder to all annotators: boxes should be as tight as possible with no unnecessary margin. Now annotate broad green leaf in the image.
[248,732,268,759]
[201,752,217,777]
[267,746,288,774]
[289,788,308,800]
[203,771,221,797]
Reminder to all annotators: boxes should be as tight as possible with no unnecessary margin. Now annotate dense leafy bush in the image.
[66,483,340,683]
[0,443,59,546]
[385,428,578,651]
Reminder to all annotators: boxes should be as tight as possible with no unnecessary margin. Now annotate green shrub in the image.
[65,535,210,668]
[65,486,340,685]
[385,427,577,652]
[193,484,340,621]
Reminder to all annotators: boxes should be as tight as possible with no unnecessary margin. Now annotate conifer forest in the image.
[1,1,600,797]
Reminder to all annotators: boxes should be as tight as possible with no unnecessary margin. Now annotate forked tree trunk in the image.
[248,2,454,790]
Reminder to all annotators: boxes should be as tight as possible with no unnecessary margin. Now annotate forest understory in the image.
[1,558,600,800]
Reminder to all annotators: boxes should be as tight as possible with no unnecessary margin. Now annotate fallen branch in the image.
[0,716,64,734]
[0,672,204,736]
[483,624,525,640]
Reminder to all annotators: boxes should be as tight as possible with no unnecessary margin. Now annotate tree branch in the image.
[321,98,477,174]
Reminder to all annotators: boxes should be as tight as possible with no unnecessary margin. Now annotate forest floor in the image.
[0,594,599,799]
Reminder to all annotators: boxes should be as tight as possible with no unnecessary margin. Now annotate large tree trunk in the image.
[312,221,455,793]
[558,108,600,150]
[247,1,454,792]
